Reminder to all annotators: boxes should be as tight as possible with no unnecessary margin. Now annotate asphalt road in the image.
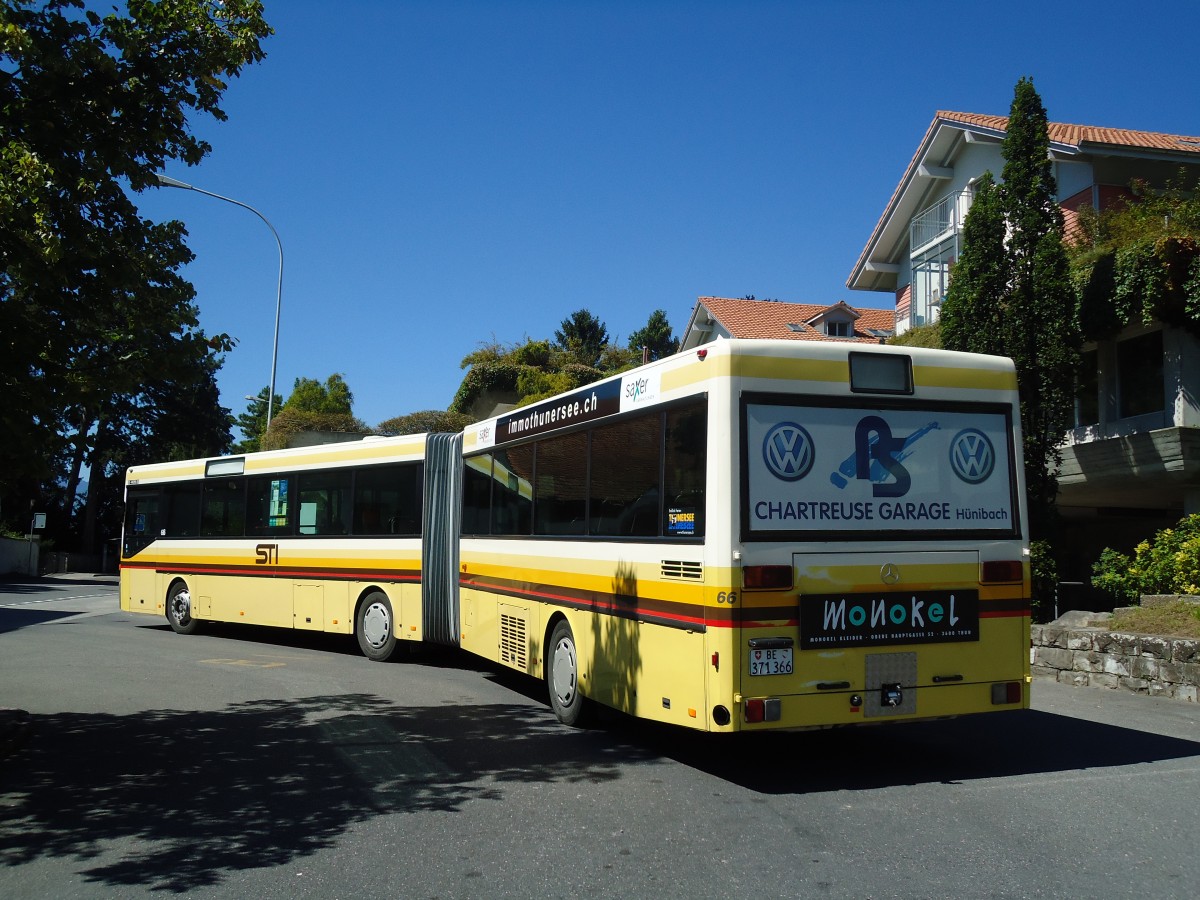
[1,575,1198,899]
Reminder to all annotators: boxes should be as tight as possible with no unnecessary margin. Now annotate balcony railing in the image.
[910,189,974,252]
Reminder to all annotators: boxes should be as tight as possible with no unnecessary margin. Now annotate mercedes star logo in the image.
[880,563,901,585]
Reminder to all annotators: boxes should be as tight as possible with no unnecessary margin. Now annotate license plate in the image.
[749,647,793,676]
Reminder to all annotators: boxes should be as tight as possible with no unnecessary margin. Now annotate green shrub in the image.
[1029,539,1057,622]
[1091,513,1200,602]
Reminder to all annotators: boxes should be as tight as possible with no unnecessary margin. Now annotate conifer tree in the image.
[940,78,1080,539]
[939,173,1007,355]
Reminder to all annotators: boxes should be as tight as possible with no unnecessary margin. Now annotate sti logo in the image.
[949,428,995,483]
[763,422,815,481]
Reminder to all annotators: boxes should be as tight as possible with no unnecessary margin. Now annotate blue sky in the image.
[133,0,1200,432]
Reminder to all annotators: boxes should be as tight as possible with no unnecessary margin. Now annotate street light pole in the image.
[154,173,284,430]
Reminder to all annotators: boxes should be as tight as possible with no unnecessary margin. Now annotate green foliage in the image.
[510,339,553,368]
[1091,513,1200,602]
[1029,539,1058,623]
[258,373,363,449]
[234,386,283,452]
[450,325,639,416]
[515,368,575,401]
[447,310,667,420]
[886,320,942,348]
[595,344,640,374]
[0,0,270,543]
[282,373,354,415]
[940,173,1007,355]
[1068,174,1200,340]
[1091,547,1141,604]
[459,337,510,369]
[628,309,678,360]
[449,360,523,415]
[375,410,474,436]
[261,408,369,451]
[554,309,609,367]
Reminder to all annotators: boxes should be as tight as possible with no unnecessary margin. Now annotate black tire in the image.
[166,581,199,635]
[356,591,397,661]
[547,619,588,726]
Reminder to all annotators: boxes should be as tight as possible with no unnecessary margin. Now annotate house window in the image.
[1074,349,1099,427]
[826,321,851,337]
[1117,331,1164,419]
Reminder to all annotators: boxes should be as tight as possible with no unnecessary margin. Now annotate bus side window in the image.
[664,402,707,538]
[492,446,533,536]
[297,470,351,536]
[247,476,295,536]
[589,412,660,537]
[165,484,201,537]
[461,455,494,536]
[353,464,420,536]
[534,432,586,536]
[201,478,246,537]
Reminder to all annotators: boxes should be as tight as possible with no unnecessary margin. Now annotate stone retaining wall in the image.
[1031,600,1200,702]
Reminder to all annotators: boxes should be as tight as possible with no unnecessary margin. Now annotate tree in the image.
[79,339,234,553]
[939,173,1007,355]
[450,319,642,417]
[261,374,367,450]
[0,0,271,540]
[628,309,678,360]
[234,386,283,453]
[376,410,474,436]
[939,78,1080,540]
[282,373,354,415]
[553,309,609,367]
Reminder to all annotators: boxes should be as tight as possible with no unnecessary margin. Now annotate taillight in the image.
[981,560,1023,583]
[745,698,765,723]
[743,564,793,590]
[743,698,781,723]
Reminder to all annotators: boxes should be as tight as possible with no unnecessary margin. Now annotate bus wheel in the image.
[356,591,396,662]
[166,582,199,635]
[547,620,587,726]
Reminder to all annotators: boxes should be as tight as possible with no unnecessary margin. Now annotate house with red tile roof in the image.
[847,111,1200,601]
[679,296,894,350]
[848,111,1200,332]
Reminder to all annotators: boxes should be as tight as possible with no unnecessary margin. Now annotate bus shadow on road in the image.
[0,606,82,633]
[624,707,1200,793]
[0,693,655,893]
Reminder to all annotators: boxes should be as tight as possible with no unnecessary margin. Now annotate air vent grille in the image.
[661,560,703,581]
[499,608,528,670]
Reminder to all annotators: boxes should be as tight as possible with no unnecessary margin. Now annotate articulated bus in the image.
[121,339,1031,732]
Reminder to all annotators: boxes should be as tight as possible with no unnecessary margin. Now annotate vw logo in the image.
[949,428,995,484]
[763,422,815,482]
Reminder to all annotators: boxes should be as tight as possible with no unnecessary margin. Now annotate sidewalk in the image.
[0,572,118,587]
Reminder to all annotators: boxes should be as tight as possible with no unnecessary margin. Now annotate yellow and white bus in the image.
[121,339,1031,732]
[120,432,435,660]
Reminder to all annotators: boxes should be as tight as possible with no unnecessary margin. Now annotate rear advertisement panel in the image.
[743,399,1018,539]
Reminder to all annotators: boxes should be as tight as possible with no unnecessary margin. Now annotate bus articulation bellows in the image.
[121,339,1031,732]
